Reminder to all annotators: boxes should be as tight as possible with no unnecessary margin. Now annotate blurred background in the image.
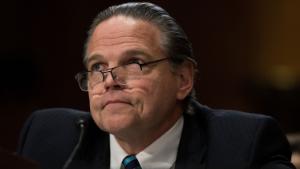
[0,0,299,157]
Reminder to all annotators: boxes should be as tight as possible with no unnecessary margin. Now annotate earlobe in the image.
[176,62,194,100]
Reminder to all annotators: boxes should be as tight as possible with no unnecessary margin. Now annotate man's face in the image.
[85,16,190,138]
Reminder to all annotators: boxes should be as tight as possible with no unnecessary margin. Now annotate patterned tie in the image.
[121,155,142,169]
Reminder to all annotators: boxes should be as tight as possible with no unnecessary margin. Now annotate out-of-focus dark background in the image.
[0,0,299,153]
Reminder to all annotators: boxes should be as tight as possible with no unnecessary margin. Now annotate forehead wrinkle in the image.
[90,35,144,47]
[91,24,158,46]
[90,16,161,46]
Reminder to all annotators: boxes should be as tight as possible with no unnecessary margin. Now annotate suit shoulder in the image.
[31,107,89,119]
[210,108,273,123]
[189,103,293,168]
[190,100,279,135]
[27,108,88,126]
[207,108,278,134]
[191,99,274,126]
[19,108,91,149]
[18,108,92,169]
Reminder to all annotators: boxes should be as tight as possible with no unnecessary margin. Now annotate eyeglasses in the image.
[75,57,170,91]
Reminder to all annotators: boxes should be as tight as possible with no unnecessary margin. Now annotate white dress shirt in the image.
[110,116,184,169]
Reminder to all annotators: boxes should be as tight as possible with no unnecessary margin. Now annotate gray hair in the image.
[83,2,197,112]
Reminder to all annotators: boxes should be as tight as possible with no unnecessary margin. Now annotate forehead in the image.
[85,16,165,63]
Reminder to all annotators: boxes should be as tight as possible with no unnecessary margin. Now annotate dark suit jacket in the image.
[18,100,295,169]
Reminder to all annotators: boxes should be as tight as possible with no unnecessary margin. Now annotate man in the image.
[18,2,295,169]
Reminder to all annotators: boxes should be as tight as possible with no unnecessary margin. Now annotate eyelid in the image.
[126,57,145,65]
[89,62,106,71]
[87,54,148,69]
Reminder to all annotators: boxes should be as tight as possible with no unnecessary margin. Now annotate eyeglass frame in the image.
[75,57,171,91]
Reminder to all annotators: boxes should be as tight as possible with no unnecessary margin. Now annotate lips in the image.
[90,90,132,109]
[103,100,130,108]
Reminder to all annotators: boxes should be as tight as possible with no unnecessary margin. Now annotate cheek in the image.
[127,78,156,99]
[88,93,101,113]
[88,95,102,127]
[88,93,113,130]
[127,77,171,113]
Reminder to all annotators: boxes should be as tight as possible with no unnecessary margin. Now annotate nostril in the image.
[104,81,123,91]
[112,84,123,90]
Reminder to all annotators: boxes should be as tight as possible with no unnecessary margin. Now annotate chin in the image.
[97,114,136,134]
[102,123,134,136]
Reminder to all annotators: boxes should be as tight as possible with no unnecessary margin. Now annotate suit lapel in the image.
[175,113,207,169]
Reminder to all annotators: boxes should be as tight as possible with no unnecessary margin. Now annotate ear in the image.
[176,61,194,100]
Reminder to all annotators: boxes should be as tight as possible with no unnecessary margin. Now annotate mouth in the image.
[103,100,131,108]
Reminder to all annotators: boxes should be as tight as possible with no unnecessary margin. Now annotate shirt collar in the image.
[110,116,184,169]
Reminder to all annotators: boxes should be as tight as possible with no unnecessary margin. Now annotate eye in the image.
[127,58,144,65]
[90,62,105,71]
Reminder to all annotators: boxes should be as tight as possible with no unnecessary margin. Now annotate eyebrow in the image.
[84,53,104,68]
[122,49,152,60]
[84,49,154,67]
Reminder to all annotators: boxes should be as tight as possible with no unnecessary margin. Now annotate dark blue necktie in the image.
[121,155,142,169]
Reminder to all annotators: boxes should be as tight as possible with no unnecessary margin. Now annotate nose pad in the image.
[103,71,122,90]
[103,71,115,83]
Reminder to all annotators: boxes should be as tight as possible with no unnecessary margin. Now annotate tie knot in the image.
[121,155,142,169]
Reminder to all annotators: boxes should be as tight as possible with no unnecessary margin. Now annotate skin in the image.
[85,15,194,154]
[292,152,300,169]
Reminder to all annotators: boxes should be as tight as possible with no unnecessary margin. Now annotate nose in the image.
[103,71,122,90]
